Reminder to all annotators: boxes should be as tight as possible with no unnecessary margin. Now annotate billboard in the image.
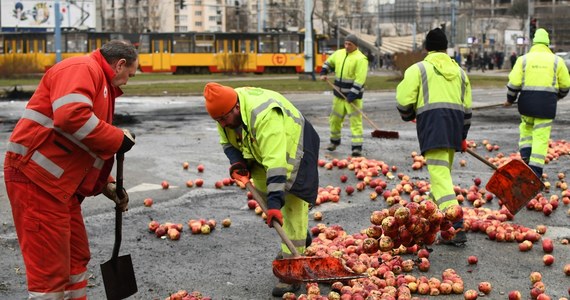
[1,0,95,29]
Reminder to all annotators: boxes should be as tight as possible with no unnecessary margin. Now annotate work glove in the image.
[102,182,129,212]
[229,161,250,179]
[118,129,136,154]
[461,139,468,152]
[319,74,328,81]
[503,101,513,107]
[266,209,283,228]
[346,92,358,103]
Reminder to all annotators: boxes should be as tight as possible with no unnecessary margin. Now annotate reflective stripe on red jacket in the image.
[4,50,124,201]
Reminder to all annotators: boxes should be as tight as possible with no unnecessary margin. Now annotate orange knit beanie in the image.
[203,82,238,118]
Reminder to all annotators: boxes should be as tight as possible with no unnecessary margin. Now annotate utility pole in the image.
[303,0,314,79]
[451,0,456,48]
[55,0,62,63]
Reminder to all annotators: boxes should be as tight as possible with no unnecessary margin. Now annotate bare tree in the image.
[509,0,528,30]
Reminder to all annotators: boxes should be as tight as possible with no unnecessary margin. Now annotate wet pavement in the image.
[1,87,570,299]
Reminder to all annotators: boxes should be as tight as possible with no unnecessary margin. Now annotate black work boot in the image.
[272,281,301,297]
[327,141,340,151]
[351,146,362,157]
[438,220,467,247]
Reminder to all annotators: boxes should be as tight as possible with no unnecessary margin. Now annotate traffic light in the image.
[180,0,185,9]
[530,17,537,39]
[332,25,338,38]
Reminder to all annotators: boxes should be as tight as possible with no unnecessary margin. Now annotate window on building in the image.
[195,11,202,16]
[195,22,202,27]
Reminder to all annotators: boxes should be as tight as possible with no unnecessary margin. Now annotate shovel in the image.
[466,148,544,215]
[326,79,399,139]
[233,173,366,284]
[100,153,138,299]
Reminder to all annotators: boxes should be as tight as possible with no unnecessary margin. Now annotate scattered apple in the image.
[543,254,554,266]
[197,164,205,172]
[143,198,153,207]
[148,220,160,232]
[247,199,258,209]
[186,180,194,187]
[200,224,211,234]
[345,185,355,195]
[195,178,204,187]
[182,161,189,169]
[222,218,231,228]
[542,238,554,253]
[563,264,570,275]
[478,281,491,294]
[167,228,180,240]
[467,255,478,265]
[161,180,170,189]
[340,175,348,183]
[214,181,223,188]
[313,211,323,221]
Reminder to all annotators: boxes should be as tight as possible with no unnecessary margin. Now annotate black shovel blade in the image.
[100,255,137,300]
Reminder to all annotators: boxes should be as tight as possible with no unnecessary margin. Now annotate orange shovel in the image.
[466,148,544,215]
[233,173,366,283]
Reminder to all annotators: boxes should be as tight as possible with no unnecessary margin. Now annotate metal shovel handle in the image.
[112,153,125,259]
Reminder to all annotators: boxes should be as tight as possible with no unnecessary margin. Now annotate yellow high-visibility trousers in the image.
[518,115,551,176]
[425,149,459,211]
[329,96,363,147]
[251,163,309,257]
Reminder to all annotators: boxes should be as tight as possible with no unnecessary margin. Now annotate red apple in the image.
[194,178,204,187]
[247,199,258,209]
[340,175,348,183]
[542,238,554,253]
[508,290,522,300]
[155,225,167,238]
[478,281,491,294]
[167,228,180,240]
[464,289,478,300]
[186,180,194,187]
[148,220,160,232]
[467,255,478,265]
[222,218,231,228]
[161,180,169,189]
[473,177,482,186]
[197,164,205,172]
[313,211,323,221]
[345,185,355,195]
[182,161,189,169]
[143,198,153,207]
[543,254,554,266]
[563,264,570,275]
[214,181,223,188]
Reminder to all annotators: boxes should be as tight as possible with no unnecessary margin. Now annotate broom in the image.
[326,79,399,139]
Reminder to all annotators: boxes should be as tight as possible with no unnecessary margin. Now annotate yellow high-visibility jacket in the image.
[320,48,368,99]
[507,44,570,119]
[217,87,320,209]
[396,52,472,154]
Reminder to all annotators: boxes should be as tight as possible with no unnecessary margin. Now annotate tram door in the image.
[152,37,171,72]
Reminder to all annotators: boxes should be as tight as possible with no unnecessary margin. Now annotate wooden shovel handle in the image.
[244,181,301,257]
[325,79,382,132]
[465,148,498,170]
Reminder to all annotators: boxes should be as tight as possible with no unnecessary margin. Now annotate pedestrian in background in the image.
[320,34,369,157]
[510,52,518,70]
[4,40,138,299]
[505,28,570,178]
[203,82,320,297]
[396,28,472,246]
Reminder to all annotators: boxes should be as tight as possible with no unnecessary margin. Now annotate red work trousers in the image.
[5,167,90,299]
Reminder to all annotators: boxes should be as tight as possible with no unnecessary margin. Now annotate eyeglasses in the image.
[213,102,238,123]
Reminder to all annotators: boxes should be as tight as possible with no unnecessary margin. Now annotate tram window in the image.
[279,35,299,53]
[153,40,160,53]
[259,35,277,53]
[66,33,88,52]
[46,36,54,53]
[138,35,150,53]
[173,37,192,53]
[195,34,214,53]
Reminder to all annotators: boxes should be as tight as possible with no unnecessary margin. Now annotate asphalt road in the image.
[1,86,570,299]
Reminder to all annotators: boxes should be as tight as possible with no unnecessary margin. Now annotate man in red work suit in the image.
[4,40,137,299]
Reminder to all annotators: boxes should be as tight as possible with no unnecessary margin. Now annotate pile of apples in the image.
[164,290,211,300]
[147,218,231,240]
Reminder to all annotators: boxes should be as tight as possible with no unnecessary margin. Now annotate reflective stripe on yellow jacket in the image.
[321,48,368,99]
[218,87,320,208]
[396,52,472,154]
[507,44,570,119]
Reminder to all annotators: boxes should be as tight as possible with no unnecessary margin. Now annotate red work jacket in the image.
[4,50,124,201]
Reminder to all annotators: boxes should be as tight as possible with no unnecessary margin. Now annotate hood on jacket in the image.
[424,52,460,81]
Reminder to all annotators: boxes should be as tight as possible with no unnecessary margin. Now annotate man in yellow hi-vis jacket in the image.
[203,82,320,297]
[320,34,369,157]
[396,28,472,246]
[505,28,570,178]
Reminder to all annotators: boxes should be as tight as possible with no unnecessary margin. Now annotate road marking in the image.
[127,183,178,193]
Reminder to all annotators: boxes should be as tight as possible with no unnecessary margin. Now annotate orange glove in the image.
[461,140,468,152]
[229,161,249,179]
[266,209,283,228]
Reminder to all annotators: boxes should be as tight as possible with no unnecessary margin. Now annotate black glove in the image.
[229,161,249,179]
[346,92,358,103]
[118,129,136,154]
